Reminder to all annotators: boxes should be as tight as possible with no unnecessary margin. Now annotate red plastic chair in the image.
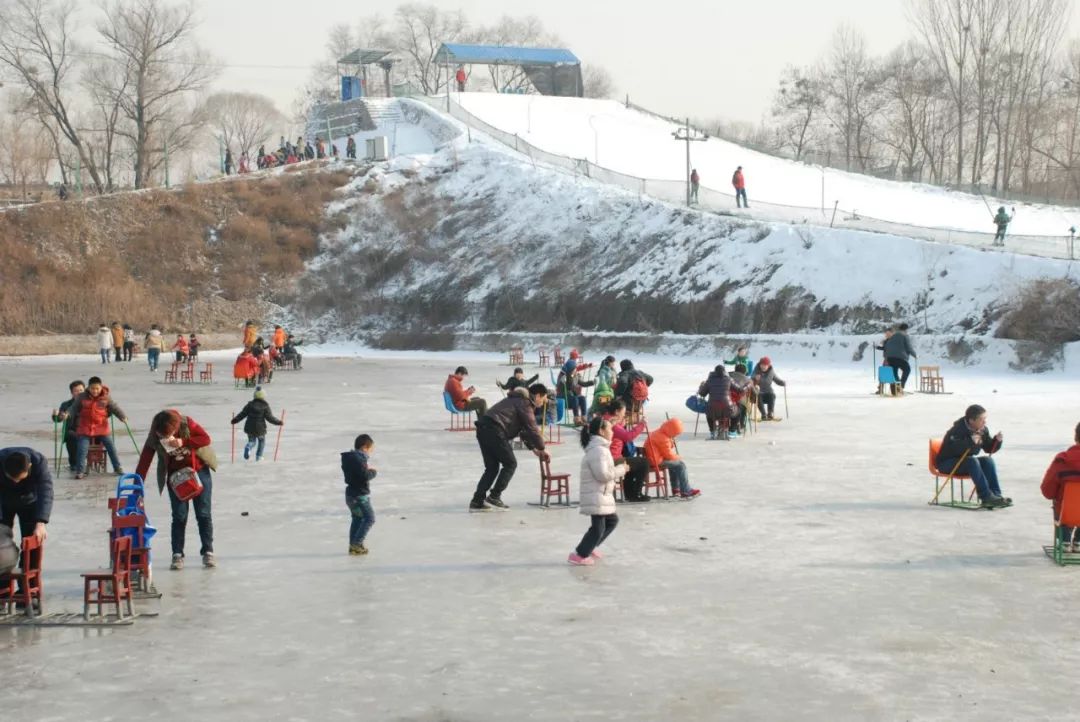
[82,535,134,620]
[0,535,45,617]
[538,458,571,507]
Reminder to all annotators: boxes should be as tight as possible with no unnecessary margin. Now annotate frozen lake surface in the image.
[0,350,1074,721]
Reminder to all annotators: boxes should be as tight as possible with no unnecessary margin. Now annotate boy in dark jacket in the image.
[499,367,539,393]
[342,434,377,555]
[936,404,1009,508]
[52,379,85,471]
[230,387,283,462]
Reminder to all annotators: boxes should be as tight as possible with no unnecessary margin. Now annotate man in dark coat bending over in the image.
[470,384,550,511]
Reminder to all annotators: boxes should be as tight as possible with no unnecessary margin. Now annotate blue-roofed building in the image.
[434,43,583,98]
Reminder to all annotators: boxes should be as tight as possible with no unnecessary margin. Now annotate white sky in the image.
[24,1,1080,127]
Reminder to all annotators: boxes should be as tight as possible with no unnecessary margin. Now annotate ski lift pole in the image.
[273,410,286,462]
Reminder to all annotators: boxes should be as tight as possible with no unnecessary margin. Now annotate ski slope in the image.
[454,93,1080,238]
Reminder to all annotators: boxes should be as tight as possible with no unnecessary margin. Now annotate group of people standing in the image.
[687,166,749,208]
[94,323,199,373]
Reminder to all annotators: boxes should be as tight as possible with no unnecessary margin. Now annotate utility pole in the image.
[672,118,707,207]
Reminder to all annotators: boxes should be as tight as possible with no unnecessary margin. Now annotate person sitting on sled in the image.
[752,357,786,421]
[936,404,1009,509]
[1041,422,1080,550]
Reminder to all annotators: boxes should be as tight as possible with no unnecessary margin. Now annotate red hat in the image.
[759,357,771,367]
[570,349,580,359]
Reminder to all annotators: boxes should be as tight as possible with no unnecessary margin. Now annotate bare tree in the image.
[0,0,107,193]
[203,92,283,157]
[395,3,467,95]
[97,0,217,188]
[909,0,976,184]
[582,65,615,99]
[820,25,886,171]
[771,65,825,161]
[0,102,53,200]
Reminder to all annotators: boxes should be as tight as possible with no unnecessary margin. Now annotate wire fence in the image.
[414,94,1079,262]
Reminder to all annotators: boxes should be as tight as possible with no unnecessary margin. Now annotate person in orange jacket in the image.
[172,334,189,363]
[643,417,699,498]
[233,350,259,387]
[1041,422,1080,551]
[242,321,257,349]
[444,366,487,418]
[455,66,466,92]
[272,325,286,351]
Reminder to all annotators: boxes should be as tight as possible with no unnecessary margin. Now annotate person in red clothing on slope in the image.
[135,409,218,570]
[732,165,748,208]
[1041,422,1080,552]
[455,66,467,92]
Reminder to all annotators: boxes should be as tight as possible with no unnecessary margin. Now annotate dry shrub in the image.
[996,278,1080,344]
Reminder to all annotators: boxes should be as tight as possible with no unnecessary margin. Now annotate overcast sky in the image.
[202,0,1080,125]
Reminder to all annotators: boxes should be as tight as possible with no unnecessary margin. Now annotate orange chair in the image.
[82,535,134,620]
[1046,481,1080,565]
[928,439,978,509]
[0,535,45,617]
[535,458,572,507]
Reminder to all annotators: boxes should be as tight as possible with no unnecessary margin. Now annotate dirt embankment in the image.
[0,163,354,336]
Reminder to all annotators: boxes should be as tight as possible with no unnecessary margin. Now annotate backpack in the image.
[630,377,649,402]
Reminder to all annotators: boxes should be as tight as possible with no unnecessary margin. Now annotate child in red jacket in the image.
[1041,422,1080,551]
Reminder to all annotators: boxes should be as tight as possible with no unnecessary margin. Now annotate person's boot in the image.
[469,496,491,512]
[486,495,508,510]
[170,553,184,570]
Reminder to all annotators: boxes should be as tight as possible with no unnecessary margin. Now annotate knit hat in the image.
[569,349,580,359]
[254,386,266,400]
[593,377,614,400]
[759,357,771,367]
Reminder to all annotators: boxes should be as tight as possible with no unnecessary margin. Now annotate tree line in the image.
[722,0,1080,203]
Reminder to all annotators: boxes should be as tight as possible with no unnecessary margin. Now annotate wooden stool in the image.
[82,535,134,620]
[538,458,571,507]
[0,535,44,617]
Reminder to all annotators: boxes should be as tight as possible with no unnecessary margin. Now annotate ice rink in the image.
[1,350,1076,721]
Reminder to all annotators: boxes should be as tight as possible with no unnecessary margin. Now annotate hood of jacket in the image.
[586,434,612,451]
[593,378,614,398]
[658,418,683,437]
[509,387,530,400]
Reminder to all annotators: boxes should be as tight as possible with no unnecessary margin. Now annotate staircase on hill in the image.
[363,99,404,126]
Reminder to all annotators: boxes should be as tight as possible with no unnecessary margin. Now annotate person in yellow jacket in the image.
[272,325,286,351]
[110,322,124,363]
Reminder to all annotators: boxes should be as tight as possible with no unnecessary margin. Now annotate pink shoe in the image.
[567,552,595,566]
[686,488,701,497]
[589,549,603,560]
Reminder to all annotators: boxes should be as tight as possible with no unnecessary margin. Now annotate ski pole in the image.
[273,410,286,461]
[53,417,60,472]
[58,418,68,472]
[230,413,236,464]
[122,420,140,454]
[784,386,789,420]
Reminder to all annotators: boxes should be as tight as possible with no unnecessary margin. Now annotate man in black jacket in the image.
[882,323,918,389]
[230,388,283,462]
[470,384,550,511]
[52,379,85,472]
[935,404,1009,508]
[0,448,53,544]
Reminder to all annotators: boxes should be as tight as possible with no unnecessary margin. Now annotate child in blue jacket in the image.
[341,434,377,555]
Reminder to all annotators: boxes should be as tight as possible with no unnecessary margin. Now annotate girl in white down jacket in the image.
[568,416,626,566]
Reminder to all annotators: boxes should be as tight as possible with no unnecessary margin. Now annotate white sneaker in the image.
[170,553,184,570]
[202,552,217,568]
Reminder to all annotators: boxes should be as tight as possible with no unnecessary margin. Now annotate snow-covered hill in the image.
[290,102,1073,351]
[453,93,1080,242]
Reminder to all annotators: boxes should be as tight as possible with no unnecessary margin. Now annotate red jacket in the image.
[234,353,259,379]
[444,375,471,410]
[72,387,124,437]
[606,418,645,459]
[732,170,745,190]
[173,337,189,353]
[135,415,211,481]
[456,68,466,84]
[1041,444,1080,519]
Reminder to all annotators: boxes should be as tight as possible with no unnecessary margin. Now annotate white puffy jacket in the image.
[96,327,111,349]
[579,434,625,516]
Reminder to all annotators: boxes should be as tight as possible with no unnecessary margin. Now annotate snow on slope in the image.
[298,103,1074,339]
[455,93,1080,238]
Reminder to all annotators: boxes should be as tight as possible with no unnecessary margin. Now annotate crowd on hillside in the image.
[223,134,362,175]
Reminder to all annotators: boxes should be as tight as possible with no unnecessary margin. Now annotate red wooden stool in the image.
[164,363,179,383]
[0,535,45,617]
[87,443,107,473]
[538,349,550,367]
[82,535,134,620]
[200,363,214,383]
[180,362,196,383]
[538,458,571,507]
[644,462,670,499]
[110,514,152,592]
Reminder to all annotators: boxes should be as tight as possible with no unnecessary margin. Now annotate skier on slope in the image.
[992,206,1013,246]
